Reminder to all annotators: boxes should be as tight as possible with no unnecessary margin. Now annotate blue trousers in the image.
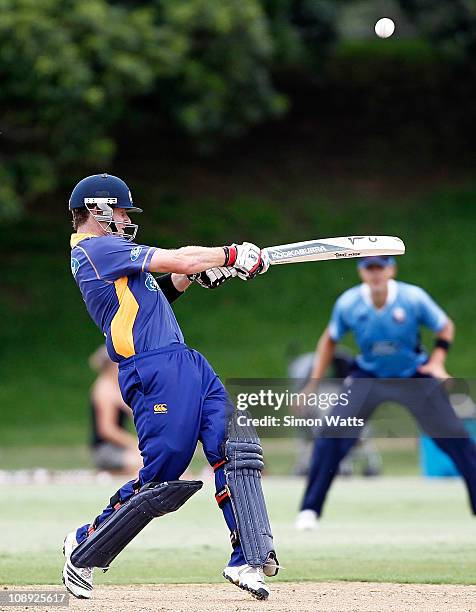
[76,344,245,567]
[301,367,476,516]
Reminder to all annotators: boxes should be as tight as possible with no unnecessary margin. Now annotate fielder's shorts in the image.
[301,366,476,515]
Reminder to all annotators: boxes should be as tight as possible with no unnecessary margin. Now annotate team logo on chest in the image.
[130,246,143,262]
[145,273,160,292]
[392,307,406,323]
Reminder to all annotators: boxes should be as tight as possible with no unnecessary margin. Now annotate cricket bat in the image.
[264,235,405,265]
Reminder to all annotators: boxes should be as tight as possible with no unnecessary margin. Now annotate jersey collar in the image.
[361,278,398,310]
[70,233,100,249]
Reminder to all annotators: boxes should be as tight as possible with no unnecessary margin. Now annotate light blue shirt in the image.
[328,280,448,378]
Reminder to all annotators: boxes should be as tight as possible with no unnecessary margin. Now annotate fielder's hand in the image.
[223,242,270,280]
[417,360,451,380]
[292,380,319,416]
[188,267,237,289]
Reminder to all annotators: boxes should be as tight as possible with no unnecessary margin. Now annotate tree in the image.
[149,0,288,146]
[0,0,340,217]
[0,0,161,217]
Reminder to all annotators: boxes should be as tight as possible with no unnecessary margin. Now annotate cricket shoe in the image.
[294,509,319,531]
[223,564,270,600]
[62,531,94,599]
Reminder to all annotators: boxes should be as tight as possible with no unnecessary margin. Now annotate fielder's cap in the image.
[358,256,396,269]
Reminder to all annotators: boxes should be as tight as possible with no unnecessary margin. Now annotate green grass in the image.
[1,180,476,447]
[1,476,474,585]
[0,439,420,474]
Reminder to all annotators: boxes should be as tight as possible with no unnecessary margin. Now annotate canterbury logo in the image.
[153,403,168,413]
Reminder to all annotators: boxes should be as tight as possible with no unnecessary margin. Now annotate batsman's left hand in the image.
[224,242,270,280]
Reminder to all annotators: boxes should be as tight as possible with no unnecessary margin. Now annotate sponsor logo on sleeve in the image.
[71,257,80,278]
[130,246,143,262]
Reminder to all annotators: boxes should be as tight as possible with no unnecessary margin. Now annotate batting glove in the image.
[188,267,237,289]
[223,242,270,280]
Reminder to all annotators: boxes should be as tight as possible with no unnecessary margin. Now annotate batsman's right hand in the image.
[224,242,270,280]
[188,267,237,289]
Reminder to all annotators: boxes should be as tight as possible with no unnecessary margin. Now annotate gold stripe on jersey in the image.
[110,277,139,358]
[70,233,104,280]
[70,233,98,248]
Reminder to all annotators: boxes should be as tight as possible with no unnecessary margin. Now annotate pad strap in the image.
[215,487,230,508]
[212,458,227,472]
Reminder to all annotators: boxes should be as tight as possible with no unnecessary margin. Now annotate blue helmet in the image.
[69,173,142,241]
[69,173,142,212]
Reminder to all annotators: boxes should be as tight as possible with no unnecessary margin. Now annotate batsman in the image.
[63,173,279,600]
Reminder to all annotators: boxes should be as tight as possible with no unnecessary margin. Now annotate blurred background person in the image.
[294,256,476,530]
[89,346,142,475]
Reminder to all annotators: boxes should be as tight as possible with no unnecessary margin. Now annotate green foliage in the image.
[3,0,476,221]
[151,0,288,146]
[262,0,338,69]
[318,38,476,161]
[2,0,341,217]
[0,0,160,217]
[0,164,21,219]
[398,0,476,56]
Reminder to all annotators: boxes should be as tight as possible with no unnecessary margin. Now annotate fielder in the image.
[295,255,476,529]
[63,173,279,600]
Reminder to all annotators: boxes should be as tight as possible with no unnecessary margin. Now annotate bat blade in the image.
[264,236,405,265]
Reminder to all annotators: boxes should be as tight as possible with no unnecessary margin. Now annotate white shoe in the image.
[62,531,94,599]
[294,509,319,530]
[223,564,270,600]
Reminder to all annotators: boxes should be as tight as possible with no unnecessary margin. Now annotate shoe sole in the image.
[61,574,90,600]
[223,572,269,601]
